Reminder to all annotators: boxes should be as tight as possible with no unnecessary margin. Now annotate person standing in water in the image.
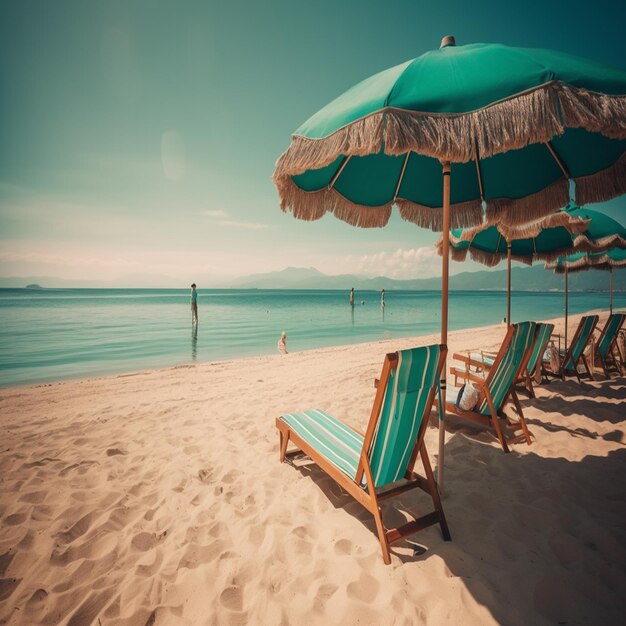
[191,283,198,324]
[349,287,355,307]
[277,331,288,354]
[381,288,385,308]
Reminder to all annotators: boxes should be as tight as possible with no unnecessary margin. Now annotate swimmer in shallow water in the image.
[278,330,288,354]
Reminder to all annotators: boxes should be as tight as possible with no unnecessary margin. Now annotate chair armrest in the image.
[449,366,486,386]
[453,352,492,371]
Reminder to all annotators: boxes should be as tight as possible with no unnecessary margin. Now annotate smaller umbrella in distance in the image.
[437,211,593,326]
[547,248,626,315]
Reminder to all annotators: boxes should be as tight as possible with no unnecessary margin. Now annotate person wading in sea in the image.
[191,283,198,325]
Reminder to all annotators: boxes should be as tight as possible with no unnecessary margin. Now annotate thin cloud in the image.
[218,220,268,230]
[203,209,267,229]
[350,246,440,279]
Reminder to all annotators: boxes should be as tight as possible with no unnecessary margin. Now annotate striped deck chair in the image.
[594,314,626,378]
[444,322,537,452]
[456,323,554,398]
[518,322,555,397]
[545,315,599,382]
[276,345,450,565]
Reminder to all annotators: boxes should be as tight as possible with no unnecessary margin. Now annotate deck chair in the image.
[594,313,626,378]
[443,322,537,453]
[545,315,599,382]
[456,323,554,398]
[276,345,450,565]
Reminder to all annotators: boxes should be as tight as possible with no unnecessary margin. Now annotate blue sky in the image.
[1,0,625,285]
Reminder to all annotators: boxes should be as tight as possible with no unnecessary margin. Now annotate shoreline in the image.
[0,306,616,390]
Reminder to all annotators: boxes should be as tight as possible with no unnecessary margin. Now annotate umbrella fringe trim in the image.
[559,85,626,140]
[485,178,570,225]
[273,113,384,178]
[494,214,589,240]
[396,198,483,231]
[574,151,626,206]
[277,176,392,228]
[385,86,564,161]
[273,83,626,181]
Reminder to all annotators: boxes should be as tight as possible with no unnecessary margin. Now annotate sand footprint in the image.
[313,582,338,613]
[19,490,46,504]
[219,585,243,611]
[0,577,21,602]
[346,572,380,603]
[57,512,94,544]
[334,538,354,556]
[106,448,126,457]
[0,552,14,576]
[197,468,213,483]
[3,512,28,526]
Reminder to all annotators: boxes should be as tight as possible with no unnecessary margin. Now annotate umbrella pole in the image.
[437,162,451,494]
[507,242,512,327]
[564,267,569,351]
[610,267,613,315]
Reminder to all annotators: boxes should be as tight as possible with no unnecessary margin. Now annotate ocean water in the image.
[0,288,622,387]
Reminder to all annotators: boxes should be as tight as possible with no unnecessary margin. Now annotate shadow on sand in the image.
[284,375,626,625]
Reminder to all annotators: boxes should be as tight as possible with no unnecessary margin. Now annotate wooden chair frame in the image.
[455,324,554,399]
[546,316,599,383]
[444,324,537,453]
[276,347,451,565]
[593,315,625,378]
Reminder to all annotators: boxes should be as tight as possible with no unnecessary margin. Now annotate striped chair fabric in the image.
[563,315,598,371]
[597,314,626,359]
[526,323,554,374]
[279,345,441,489]
[477,321,536,416]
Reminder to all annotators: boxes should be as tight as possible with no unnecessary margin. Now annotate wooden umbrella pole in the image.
[437,161,451,494]
[565,267,569,351]
[507,242,512,327]
[610,267,613,315]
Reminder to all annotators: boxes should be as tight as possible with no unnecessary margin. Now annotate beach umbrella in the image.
[437,212,588,326]
[545,207,626,346]
[273,37,626,488]
[438,206,626,326]
[548,247,626,321]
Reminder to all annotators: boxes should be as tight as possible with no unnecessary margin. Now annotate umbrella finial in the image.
[440,35,456,48]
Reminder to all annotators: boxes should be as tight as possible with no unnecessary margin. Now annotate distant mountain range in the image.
[230,265,625,292]
[1,265,624,291]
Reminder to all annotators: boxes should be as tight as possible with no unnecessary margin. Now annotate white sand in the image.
[1,311,625,625]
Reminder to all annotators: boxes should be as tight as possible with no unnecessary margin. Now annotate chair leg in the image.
[510,389,532,445]
[487,402,509,453]
[525,373,536,399]
[581,354,594,381]
[372,505,391,565]
[279,428,290,462]
[419,445,451,540]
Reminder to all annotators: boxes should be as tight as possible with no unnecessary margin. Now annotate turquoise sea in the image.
[0,288,622,387]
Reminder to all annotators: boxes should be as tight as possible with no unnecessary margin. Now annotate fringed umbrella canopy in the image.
[274,40,626,231]
[438,204,626,267]
[544,209,626,342]
[547,248,626,274]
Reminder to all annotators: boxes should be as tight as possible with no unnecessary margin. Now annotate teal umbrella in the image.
[440,205,626,325]
[545,210,626,346]
[273,37,626,486]
[547,248,626,317]
[438,212,590,326]
[275,40,626,231]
